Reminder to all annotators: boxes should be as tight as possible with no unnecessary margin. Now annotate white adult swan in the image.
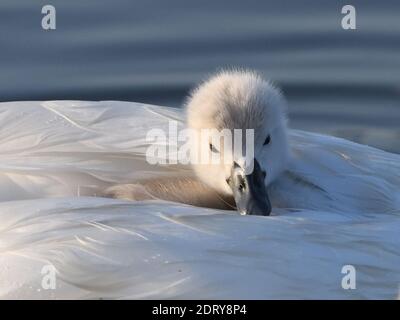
[105,70,400,215]
[0,71,399,299]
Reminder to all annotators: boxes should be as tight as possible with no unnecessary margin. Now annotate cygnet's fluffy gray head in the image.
[185,70,289,215]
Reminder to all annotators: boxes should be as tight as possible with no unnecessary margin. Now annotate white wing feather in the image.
[0,101,399,299]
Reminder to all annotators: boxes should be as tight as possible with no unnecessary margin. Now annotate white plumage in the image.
[0,99,399,299]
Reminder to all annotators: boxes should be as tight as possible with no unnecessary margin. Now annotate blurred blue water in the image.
[0,0,399,152]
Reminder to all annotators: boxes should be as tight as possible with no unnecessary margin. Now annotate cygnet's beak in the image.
[227,159,271,216]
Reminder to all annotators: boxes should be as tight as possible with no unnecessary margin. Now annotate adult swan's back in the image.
[0,71,399,299]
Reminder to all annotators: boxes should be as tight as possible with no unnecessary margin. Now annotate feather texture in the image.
[0,100,399,299]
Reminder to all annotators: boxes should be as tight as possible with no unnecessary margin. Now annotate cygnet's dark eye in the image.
[209,143,219,153]
[263,135,271,146]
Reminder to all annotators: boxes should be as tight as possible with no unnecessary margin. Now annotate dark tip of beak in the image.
[228,159,271,216]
